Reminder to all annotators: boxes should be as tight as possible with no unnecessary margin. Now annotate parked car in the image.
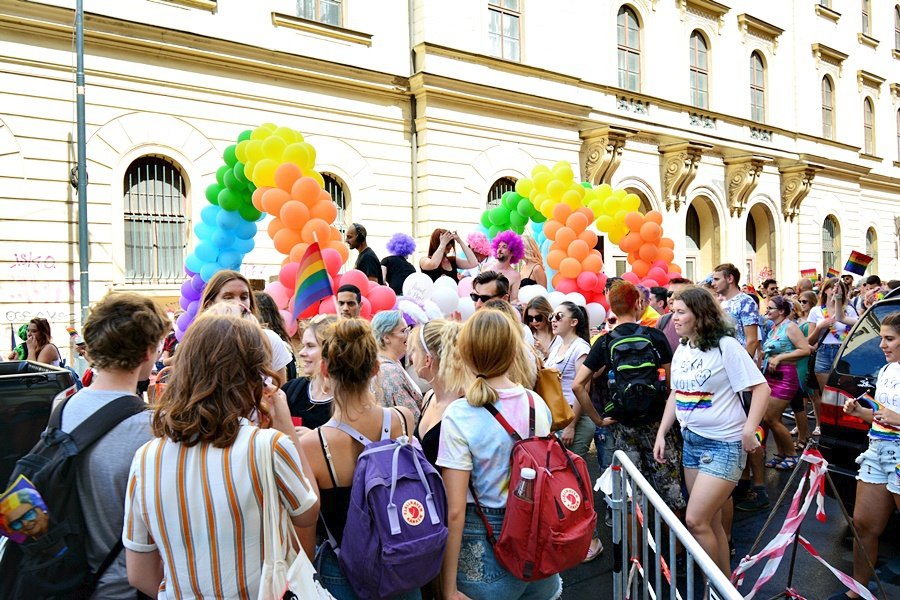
[820,289,900,510]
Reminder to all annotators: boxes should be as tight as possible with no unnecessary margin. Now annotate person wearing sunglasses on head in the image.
[345,222,384,285]
[524,296,559,360]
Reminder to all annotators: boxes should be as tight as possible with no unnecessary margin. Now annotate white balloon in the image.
[585,303,607,329]
[431,286,459,316]
[457,296,476,320]
[402,272,434,302]
[433,275,458,293]
[547,291,565,309]
[563,292,586,308]
[518,284,548,305]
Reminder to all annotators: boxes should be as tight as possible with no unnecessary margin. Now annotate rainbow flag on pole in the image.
[826,267,840,278]
[291,242,334,320]
[800,268,817,281]
[844,251,873,277]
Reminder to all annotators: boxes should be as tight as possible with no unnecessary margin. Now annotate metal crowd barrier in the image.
[610,450,743,600]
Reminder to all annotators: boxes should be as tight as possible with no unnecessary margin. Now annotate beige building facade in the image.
[1,0,899,351]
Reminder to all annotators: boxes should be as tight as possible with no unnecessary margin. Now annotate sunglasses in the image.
[667,291,674,298]
[524,314,544,324]
[549,312,568,322]
[607,317,618,325]
[8,508,38,531]
[799,300,810,305]
[469,292,497,303]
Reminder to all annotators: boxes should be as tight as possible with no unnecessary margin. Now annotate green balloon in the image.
[480,211,493,229]
[237,129,252,142]
[490,206,509,226]
[581,181,592,188]
[215,165,230,186]
[223,169,243,191]
[509,211,527,229]
[233,162,248,184]
[531,212,547,224]
[247,182,257,193]
[205,183,222,205]
[223,145,238,168]
[239,204,262,222]
[516,198,534,217]
[218,188,241,211]
[488,225,501,238]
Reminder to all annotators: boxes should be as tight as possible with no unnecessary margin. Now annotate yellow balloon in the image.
[614,210,628,223]
[595,183,613,200]
[624,193,641,212]
[300,142,317,168]
[611,188,627,201]
[515,178,534,198]
[246,140,264,162]
[235,140,250,163]
[250,126,271,141]
[608,230,623,245]
[596,214,614,232]
[244,161,255,180]
[309,169,325,188]
[561,189,581,207]
[533,171,551,191]
[251,158,279,188]
[273,126,298,144]
[282,143,310,170]
[532,164,551,177]
[262,136,287,161]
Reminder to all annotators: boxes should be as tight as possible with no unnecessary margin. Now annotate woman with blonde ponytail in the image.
[437,310,559,600]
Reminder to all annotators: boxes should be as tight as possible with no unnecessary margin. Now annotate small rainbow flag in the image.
[291,242,334,320]
[856,393,883,412]
[754,425,766,444]
[800,268,817,280]
[844,251,873,277]
[826,267,840,278]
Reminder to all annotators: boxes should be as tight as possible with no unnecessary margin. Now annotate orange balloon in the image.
[576,207,595,222]
[549,241,565,254]
[627,251,638,264]
[291,177,322,207]
[289,242,310,263]
[318,189,333,204]
[582,253,603,273]
[567,239,590,262]
[310,200,338,224]
[640,222,662,242]
[543,220,562,241]
[645,210,664,225]
[273,227,304,255]
[559,257,582,279]
[659,237,675,249]
[578,230,598,248]
[329,226,343,241]
[547,249,567,270]
[261,188,291,216]
[566,211,589,233]
[552,203,573,223]
[624,211,645,232]
[555,226,577,249]
[638,243,658,263]
[251,187,267,211]
[301,218,331,245]
[669,263,682,274]
[267,217,285,240]
[551,272,563,288]
[658,247,675,264]
[326,240,350,264]
[620,231,643,254]
[631,259,650,278]
[280,200,310,229]
[274,163,303,192]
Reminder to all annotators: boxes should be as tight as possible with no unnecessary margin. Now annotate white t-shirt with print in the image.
[806,305,855,346]
[670,336,766,442]
[437,386,551,508]
[871,362,900,443]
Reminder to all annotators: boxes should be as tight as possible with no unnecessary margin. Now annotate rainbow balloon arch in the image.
[176,126,681,339]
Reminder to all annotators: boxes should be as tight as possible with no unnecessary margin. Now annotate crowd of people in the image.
[4,223,900,600]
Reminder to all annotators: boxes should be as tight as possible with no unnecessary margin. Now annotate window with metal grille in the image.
[322,173,348,233]
[123,156,187,284]
[689,31,709,109]
[822,76,834,139]
[488,0,521,61]
[487,177,517,210]
[861,0,871,36]
[863,97,875,155]
[822,215,840,275]
[617,6,641,92]
[750,52,765,123]
[297,0,341,26]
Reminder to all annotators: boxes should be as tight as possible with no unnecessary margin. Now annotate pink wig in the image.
[466,231,491,256]
[492,231,525,265]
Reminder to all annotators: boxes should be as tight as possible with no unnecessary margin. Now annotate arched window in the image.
[689,31,709,109]
[861,0,871,36]
[686,204,701,250]
[863,97,875,155]
[123,156,187,284]
[750,52,765,122]
[895,6,900,50]
[822,215,840,276]
[896,109,900,162]
[322,173,348,233]
[821,76,835,139]
[617,6,641,92]
[866,227,878,274]
[487,177,517,210]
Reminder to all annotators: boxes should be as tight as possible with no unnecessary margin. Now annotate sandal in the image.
[812,426,821,436]
[774,455,800,471]
[794,439,808,452]
[789,427,798,436]
[583,537,604,563]
[765,454,787,468]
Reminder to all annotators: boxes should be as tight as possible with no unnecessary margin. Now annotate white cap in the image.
[520,467,536,480]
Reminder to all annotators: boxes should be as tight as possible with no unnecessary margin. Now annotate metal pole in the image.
[76,0,90,321]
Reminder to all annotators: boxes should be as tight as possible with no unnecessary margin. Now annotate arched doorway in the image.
[745,203,776,286]
[684,196,720,282]
[822,215,841,276]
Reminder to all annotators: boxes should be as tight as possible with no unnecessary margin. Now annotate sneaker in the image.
[735,487,770,512]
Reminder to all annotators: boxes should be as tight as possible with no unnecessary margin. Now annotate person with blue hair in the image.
[370,310,423,420]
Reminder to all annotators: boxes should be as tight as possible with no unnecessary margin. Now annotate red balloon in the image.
[555,277,578,294]
[368,285,397,313]
[595,273,608,291]
[279,262,300,290]
[360,296,373,320]
[339,269,370,292]
[641,279,660,289]
[651,260,670,271]
[318,297,337,314]
[321,248,343,278]
[647,267,669,286]
[622,272,641,284]
[576,271,599,291]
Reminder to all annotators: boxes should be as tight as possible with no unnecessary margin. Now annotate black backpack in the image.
[0,394,147,599]
[603,326,667,425]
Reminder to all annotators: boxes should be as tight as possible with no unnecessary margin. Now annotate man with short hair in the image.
[345,222,384,284]
[796,277,814,294]
[471,270,510,310]
[761,278,779,299]
[336,284,362,319]
[63,292,168,598]
[650,286,668,314]
[840,273,854,289]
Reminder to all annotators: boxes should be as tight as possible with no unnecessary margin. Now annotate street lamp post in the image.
[75,0,89,322]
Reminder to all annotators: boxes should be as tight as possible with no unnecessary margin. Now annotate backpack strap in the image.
[317,428,340,488]
[322,417,377,447]
[90,539,124,590]
[391,406,408,438]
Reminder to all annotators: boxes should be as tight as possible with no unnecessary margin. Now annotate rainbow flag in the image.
[856,393,883,412]
[826,267,840,278]
[844,251,873,277]
[291,242,334,320]
[800,269,817,281]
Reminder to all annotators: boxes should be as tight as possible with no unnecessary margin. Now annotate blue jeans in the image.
[594,425,615,472]
[682,428,746,483]
[814,343,840,373]
[457,505,562,600]
[317,544,422,600]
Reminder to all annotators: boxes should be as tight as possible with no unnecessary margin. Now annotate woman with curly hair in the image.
[381,232,417,295]
[488,230,525,302]
[420,228,479,283]
[519,236,547,289]
[653,286,769,577]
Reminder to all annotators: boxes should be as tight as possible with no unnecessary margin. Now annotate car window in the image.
[834,303,899,377]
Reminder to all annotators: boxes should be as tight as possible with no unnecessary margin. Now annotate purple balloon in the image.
[186,299,200,319]
[180,280,200,301]
[176,312,192,333]
[174,326,185,342]
[184,264,197,276]
[191,273,205,293]
[179,295,191,311]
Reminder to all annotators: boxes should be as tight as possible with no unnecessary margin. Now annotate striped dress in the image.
[123,420,317,599]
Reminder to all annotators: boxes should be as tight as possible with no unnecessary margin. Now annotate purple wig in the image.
[386,233,416,257]
[492,230,525,265]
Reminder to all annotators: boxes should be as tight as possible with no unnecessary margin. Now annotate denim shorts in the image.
[814,343,840,374]
[856,440,900,495]
[316,544,422,600]
[681,428,746,483]
[457,505,562,600]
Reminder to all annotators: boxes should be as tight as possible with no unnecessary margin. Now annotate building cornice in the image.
[797,154,871,179]
[679,0,730,31]
[271,12,372,47]
[811,43,848,71]
[857,70,886,96]
[160,0,217,12]
[736,14,783,51]
[814,4,840,23]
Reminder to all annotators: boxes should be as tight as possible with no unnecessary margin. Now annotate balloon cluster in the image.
[618,210,681,288]
[480,190,543,237]
[544,203,604,291]
[235,124,323,190]
[587,187,643,245]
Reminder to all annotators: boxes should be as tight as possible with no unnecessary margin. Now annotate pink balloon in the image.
[279,262,300,290]
[339,269,369,293]
[555,277,578,294]
[279,309,297,337]
[595,273,608,292]
[265,281,291,309]
[622,272,640,285]
[321,248,343,278]
[318,297,337,315]
[457,276,474,298]
[368,285,397,313]
[641,279,660,289]
[651,260,670,272]
[647,267,669,286]
[360,296,372,320]
[576,271,598,292]
[367,280,380,294]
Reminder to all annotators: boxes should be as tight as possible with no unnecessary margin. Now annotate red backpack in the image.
[470,393,597,581]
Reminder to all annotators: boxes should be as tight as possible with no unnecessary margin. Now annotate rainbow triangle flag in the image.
[291,242,334,320]
[800,268,817,281]
[826,267,840,278]
[844,251,873,276]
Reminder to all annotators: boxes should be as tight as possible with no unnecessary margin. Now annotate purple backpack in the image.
[321,408,448,600]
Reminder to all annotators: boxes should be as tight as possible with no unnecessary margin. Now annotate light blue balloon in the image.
[216,209,242,231]
[540,238,553,258]
[185,253,204,274]
[546,267,557,292]
[211,230,235,249]
[235,220,257,240]
[194,223,214,240]
[530,221,544,236]
[233,237,255,254]
[200,204,220,226]
[195,241,219,263]
[200,262,222,282]
[217,250,242,270]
